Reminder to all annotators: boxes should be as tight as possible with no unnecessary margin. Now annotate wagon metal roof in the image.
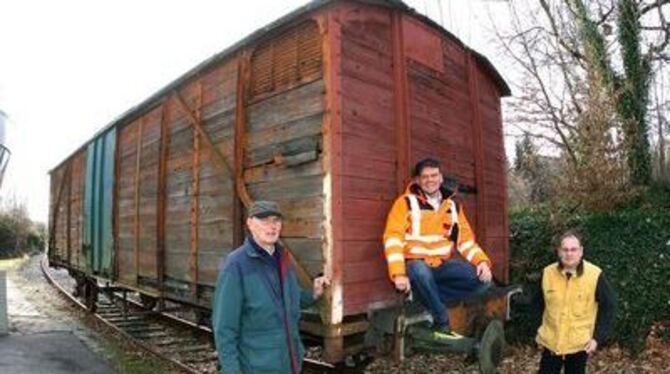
[51,0,510,172]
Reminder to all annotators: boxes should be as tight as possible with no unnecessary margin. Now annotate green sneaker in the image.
[432,327,465,341]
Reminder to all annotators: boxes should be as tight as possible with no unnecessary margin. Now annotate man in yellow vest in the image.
[535,231,616,374]
[383,158,493,340]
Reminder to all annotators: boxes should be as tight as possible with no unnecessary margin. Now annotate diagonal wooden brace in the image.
[172,90,313,288]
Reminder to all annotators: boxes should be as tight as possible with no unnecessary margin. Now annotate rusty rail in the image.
[43,255,363,373]
[41,256,214,374]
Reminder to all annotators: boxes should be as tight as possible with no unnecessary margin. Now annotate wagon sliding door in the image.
[83,129,116,276]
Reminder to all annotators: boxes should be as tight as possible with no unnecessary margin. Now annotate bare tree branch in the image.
[508,125,568,149]
[539,0,585,115]
[596,1,617,25]
[540,0,586,60]
[640,0,670,16]
[647,0,670,59]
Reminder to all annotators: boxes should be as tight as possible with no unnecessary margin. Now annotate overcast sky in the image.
[0,0,510,222]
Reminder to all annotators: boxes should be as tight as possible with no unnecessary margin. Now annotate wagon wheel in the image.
[83,278,99,313]
[139,294,157,310]
[71,273,86,298]
[477,319,505,374]
[195,309,211,327]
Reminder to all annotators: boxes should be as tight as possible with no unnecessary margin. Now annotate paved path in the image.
[0,260,114,374]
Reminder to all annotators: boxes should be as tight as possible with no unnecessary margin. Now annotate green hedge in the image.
[0,215,44,259]
[506,187,670,353]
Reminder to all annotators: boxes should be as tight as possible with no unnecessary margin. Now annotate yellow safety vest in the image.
[536,261,601,355]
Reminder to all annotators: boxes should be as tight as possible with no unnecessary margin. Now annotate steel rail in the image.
[41,256,206,374]
[42,256,343,373]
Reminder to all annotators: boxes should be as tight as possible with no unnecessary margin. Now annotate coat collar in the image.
[405,181,456,202]
[243,237,261,257]
[243,236,283,257]
[557,259,585,277]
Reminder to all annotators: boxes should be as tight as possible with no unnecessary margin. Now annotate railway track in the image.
[40,256,339,373]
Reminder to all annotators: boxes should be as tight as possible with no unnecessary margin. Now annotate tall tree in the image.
[617,0,652,184]
[494,0,669,206]
[573,0,653,184]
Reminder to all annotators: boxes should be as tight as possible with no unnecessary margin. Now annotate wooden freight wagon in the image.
[48,0,510,363]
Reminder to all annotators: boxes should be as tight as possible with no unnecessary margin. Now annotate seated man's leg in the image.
[433,260,491,305]
[406,260,449,328]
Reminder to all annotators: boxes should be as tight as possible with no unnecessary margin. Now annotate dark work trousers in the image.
[539,348,588,374]
[406,259,490,328]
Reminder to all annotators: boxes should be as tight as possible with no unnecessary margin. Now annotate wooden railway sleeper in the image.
[153,338,198,347]
[159,340,213,353]
[123,325,165,333]
[128,332,170,340]
[166,344,212,353]
[105,315,144,322]
[181,355,218,364]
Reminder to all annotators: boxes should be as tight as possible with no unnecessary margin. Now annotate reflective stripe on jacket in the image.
[536,261,601,355]
[382,183,491,279]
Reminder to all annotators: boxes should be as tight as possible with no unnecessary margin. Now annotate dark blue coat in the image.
[212,238,313,373]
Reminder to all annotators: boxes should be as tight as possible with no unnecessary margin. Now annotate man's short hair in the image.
[556,230,583,248]
[413,158,441,177]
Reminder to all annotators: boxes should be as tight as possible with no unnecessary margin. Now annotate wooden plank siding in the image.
[49,149,87,272]
[68,151,87,270]
[49,164,64,261]
[111,18,325,306]
[115,106,162,289]
[244,19,325,278]
[338,5,398,315]
[478,67,508,281]
[336,4,509,314]
[105,58,240,303]
[196,61,238,289]
[162,60,238,302]
[52,166,68,263]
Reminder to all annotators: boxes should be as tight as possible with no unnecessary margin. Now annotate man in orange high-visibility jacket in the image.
[383,158,493,339]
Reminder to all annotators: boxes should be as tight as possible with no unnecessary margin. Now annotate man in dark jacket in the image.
[533,231,616,374]
[212,201,330,373]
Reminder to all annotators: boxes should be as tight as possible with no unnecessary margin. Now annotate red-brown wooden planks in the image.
[337,5,508,315]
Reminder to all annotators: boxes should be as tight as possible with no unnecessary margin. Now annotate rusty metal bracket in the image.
[233,54,249,248]
[156,101,170,311]
[134,118,144,286]
[190,82,203,303]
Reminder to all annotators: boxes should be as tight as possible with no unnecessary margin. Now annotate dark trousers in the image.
[406,259,490,328]
[539,348,588,374]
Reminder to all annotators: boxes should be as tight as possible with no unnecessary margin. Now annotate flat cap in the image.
[248,200,283,218]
